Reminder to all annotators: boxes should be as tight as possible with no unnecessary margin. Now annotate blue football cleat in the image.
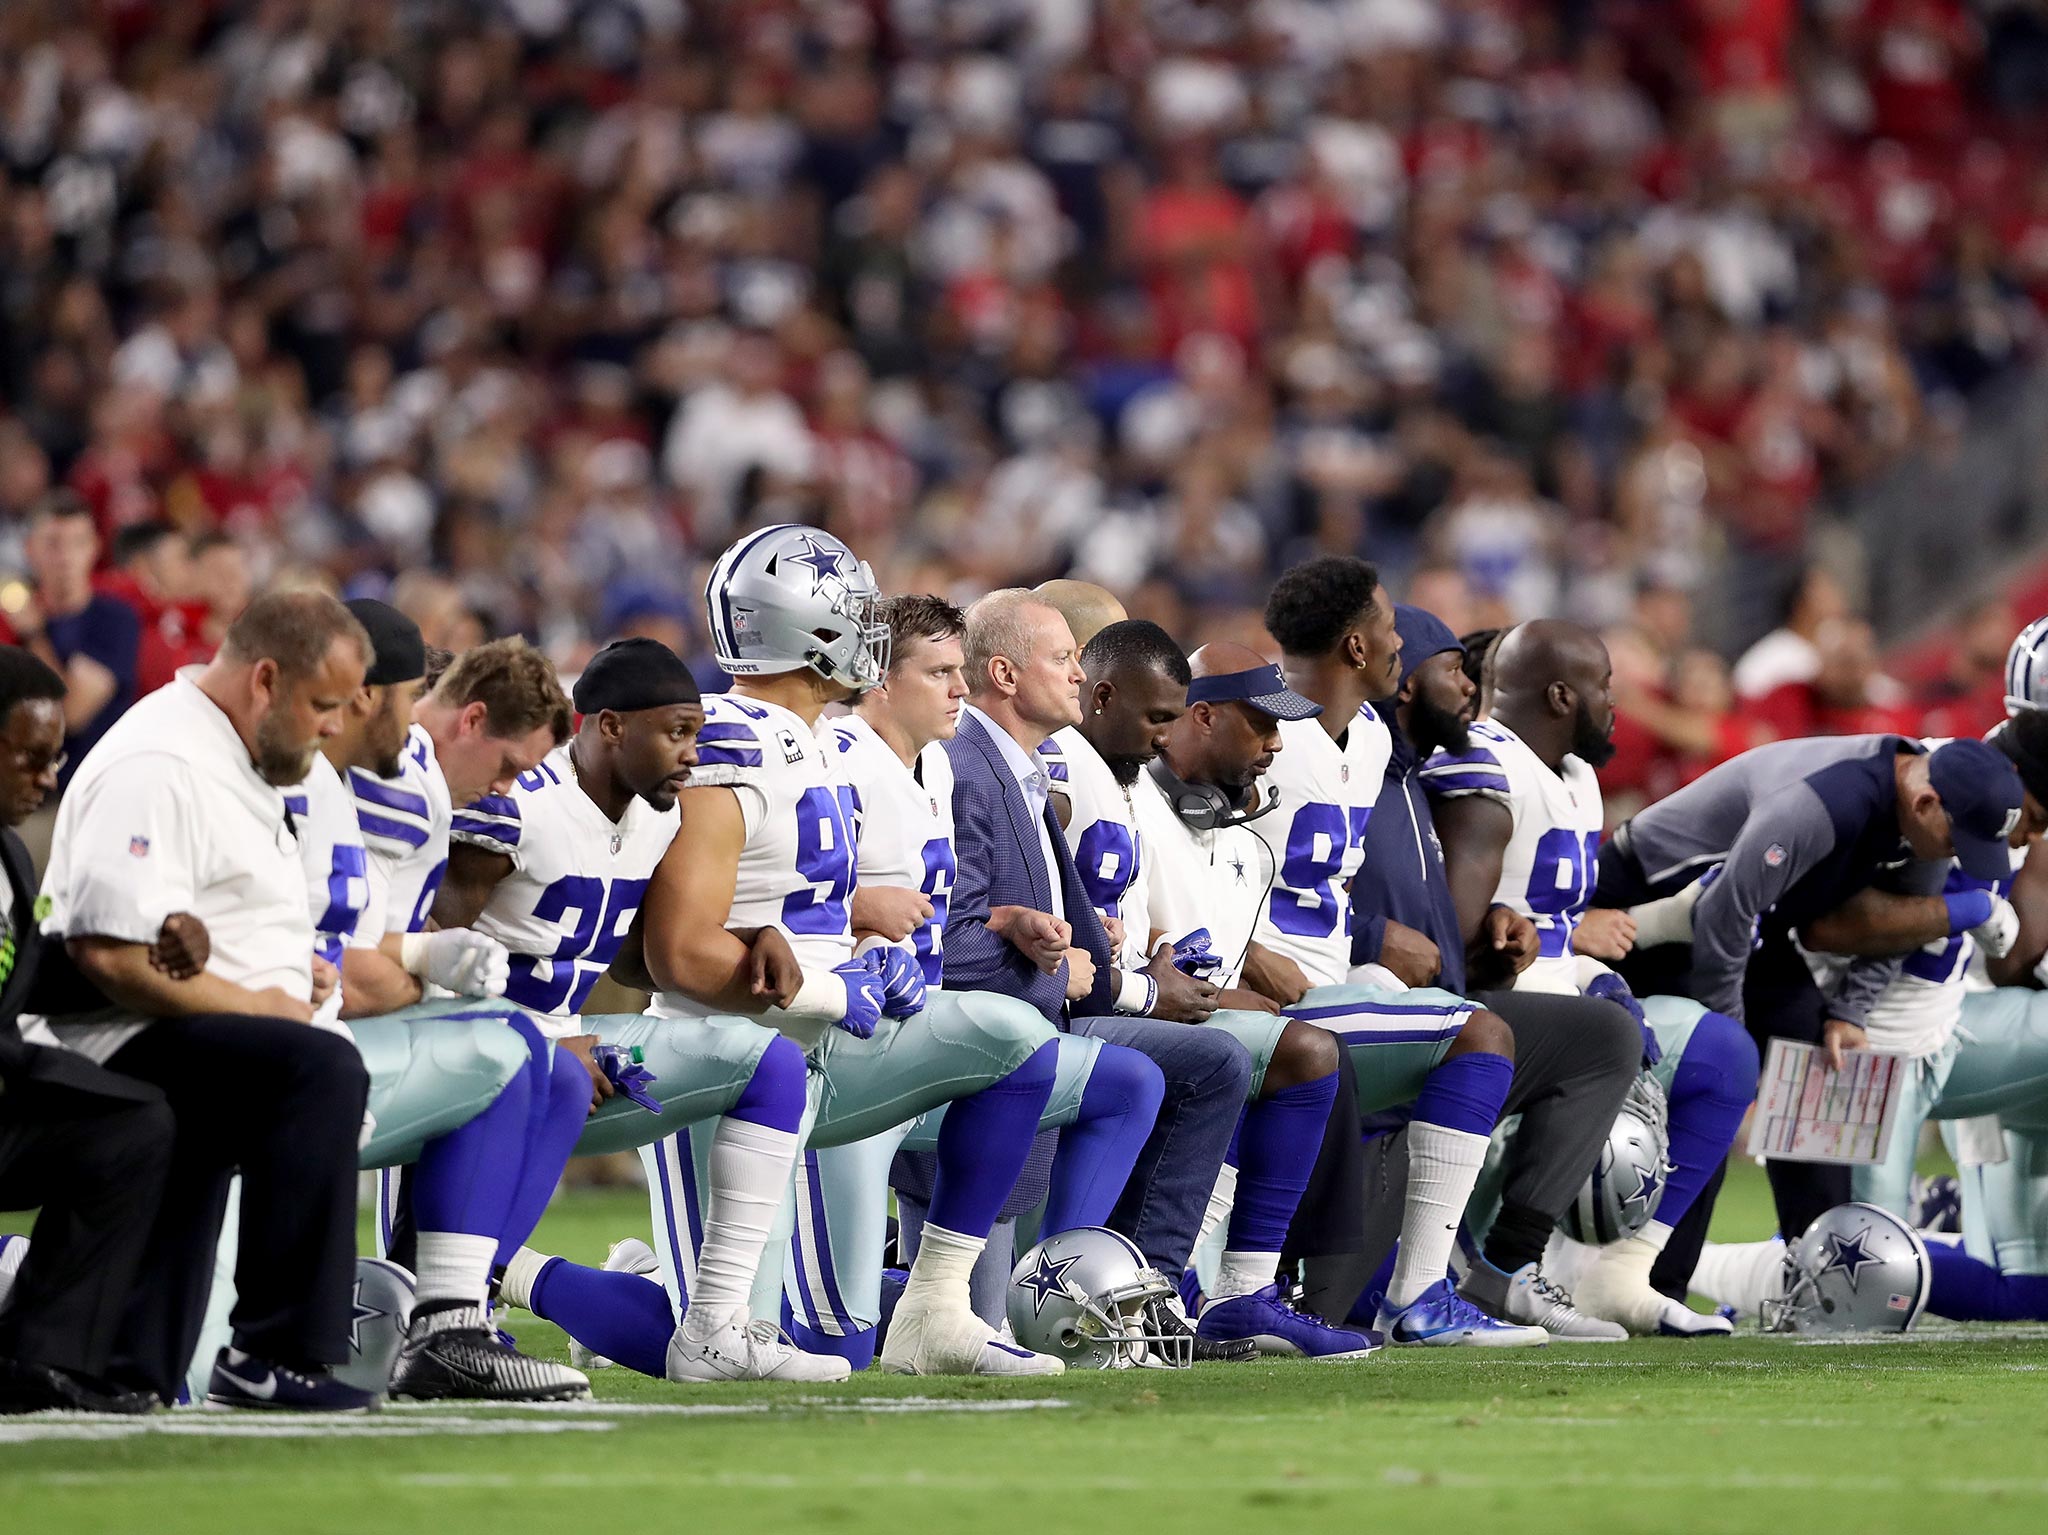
[1375,1278,1550,1348]
[1196,1285,1381,1361]
[206,1350,380,1412]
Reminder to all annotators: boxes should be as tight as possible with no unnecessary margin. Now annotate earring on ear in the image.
[1094,708,1103,716]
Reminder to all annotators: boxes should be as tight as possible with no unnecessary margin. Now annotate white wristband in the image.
[785,968,850,1023]
[397,932,431,977]
[1115,968,1155,1015]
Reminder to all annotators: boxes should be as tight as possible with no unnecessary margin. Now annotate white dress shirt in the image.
[963,704,1065,925]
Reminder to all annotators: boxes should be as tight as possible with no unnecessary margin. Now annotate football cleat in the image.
[1571,1249,1734,1337]
[1196,1285,1381,1361]
[205,1350,380,1413]
[1377,1278,1550,1347]
[1461,1260,1625,1342]
[1158,1294,1255,1364]
[667,1315,853,1383]
[389,1306,590,1402]
[569,1238,661,1371]
[880,1299,1064,1376]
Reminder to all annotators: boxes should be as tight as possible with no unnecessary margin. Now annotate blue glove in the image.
[1587,971,1660,1067]
[871,944,927,1019]
[831,953,888,1039]
[1170,929,1225,980]
[592,1044,662,1114]
[1944,888,1997,935]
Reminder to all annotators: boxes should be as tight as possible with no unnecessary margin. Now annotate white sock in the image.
[413,1231,498,1310]
[900,1221,985,1313]
[1387,1123,1491,1308]
[681,1116,801,1341]
[1584,1221,1670,1291]
[1690,1237,1787,1316]
[498,1245,548,1311]
[1196,1163,1238,1252]
[1211,1251,1280,1301]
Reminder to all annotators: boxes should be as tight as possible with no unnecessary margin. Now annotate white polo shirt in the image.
[39,670,318,1063]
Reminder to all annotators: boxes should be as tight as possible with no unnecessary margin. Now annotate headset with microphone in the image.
[1149,758,1282,831]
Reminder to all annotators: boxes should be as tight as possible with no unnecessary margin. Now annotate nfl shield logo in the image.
[1764,844,1786,868]
[609,832,624,855]
[1340,764,1350,782]
[129,836,150,858]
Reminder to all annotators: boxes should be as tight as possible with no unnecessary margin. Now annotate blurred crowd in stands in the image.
[3,0,2048,817]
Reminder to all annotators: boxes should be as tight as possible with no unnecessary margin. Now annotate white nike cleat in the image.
[1572,1260,1735,1338]
[665,1316,852,1383]
[1462,1260,1627,1342]
[879,1300,1064,1376]
[570,1238,662,1371]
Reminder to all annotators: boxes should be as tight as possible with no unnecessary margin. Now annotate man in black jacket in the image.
[1333,608,1638,1337]
[0,646,197,1413]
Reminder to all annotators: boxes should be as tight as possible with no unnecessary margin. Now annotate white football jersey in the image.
[351,724,452,935]
[823,714,956,986]
[1420,720,1604,994]
[1045,726,1147,967]
[453,744,677,1029]
[1132,768,1272,989]
[1247,705,1392,988]
[285,755,377,1025]
[653,694,858,1025]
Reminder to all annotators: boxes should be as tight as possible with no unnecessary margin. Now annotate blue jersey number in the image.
[505,876,649,1014]
[784,785,861,935]
[1525,829,1601,957]
[313,844,371,967]
[408,857,448,934]
[1074,821,1140,916]
[1268,803,1372,938]
[917,835,958,986]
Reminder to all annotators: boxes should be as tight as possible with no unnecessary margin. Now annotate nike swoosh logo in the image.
[221,1363,278,1400]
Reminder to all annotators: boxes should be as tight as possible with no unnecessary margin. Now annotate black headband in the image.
[344,598,426,687]
[573,637,700,714]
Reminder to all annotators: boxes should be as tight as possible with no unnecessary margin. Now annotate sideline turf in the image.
[6,1164,2047,1535]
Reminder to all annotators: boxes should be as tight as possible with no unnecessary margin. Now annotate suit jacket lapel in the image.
[963,713,1054,912]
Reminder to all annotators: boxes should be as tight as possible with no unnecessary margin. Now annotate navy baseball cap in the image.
[1927,738,2024,880]
[1394,604,1463,689]
[1185,662,1322,721]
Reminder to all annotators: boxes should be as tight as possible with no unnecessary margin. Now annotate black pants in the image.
[102,1015,368,1401]
[1294,990,1639,1321]
[0,1064,172,1378]
[1482,990,1642,1223]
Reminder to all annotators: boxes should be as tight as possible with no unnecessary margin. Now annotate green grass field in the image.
[8,1160,2048,1535]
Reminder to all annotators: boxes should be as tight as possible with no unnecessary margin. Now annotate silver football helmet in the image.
[1557,1072,1672,1246]
[704,524,890,691]
[334,1256,417,1395]
[1762,1202,1930,1335]
[1009,1227,1193,1370]
[2006,614,2048,716]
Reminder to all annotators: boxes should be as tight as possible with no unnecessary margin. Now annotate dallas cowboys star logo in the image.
[1017,1248,1082,1318]
[1817,1228,1883,1292]
[1228,853,1247,885]
[784,533,849,592]
[1620,1161,1664,1222]
[350,1276,393,1350]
